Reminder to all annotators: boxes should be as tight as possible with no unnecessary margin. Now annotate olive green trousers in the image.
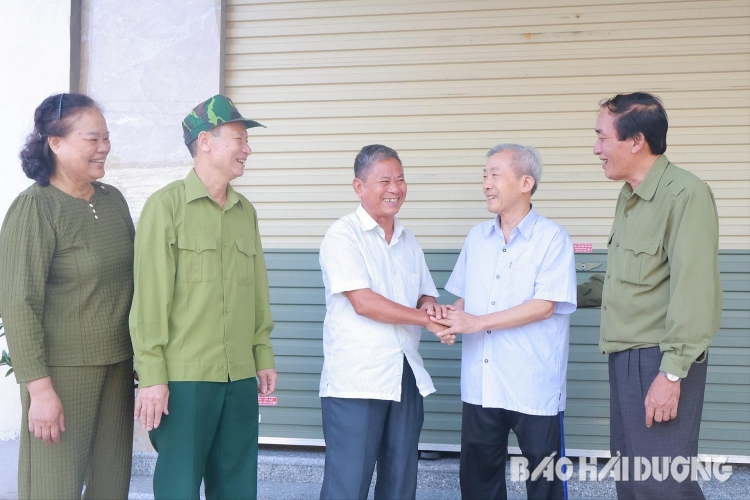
[18,359,134,500]
[148,378,259,500]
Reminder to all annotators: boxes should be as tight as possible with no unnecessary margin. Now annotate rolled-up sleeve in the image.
[0,194,55,383]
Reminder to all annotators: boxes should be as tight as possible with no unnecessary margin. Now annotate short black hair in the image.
[353,144,402,181]
[600,92,668,155]
[19,93,100,186]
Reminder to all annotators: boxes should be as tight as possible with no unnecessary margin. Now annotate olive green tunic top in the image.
[129,169,275,388]
[0,182,135,383]
[600,155,723,378]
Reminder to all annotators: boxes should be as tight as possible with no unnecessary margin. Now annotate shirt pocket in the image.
[176,233,217,283]
[394,271,421,307]
[234,237,256,286]
[405,272,421,307]
[620,239,662,285]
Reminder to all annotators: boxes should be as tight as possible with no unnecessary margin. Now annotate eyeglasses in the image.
[57,93,65,120]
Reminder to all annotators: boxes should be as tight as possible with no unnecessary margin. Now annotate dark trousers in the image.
[148,378,259,500]
[460,403,564,500]
[609,347,707,500]
[320,359,424,500]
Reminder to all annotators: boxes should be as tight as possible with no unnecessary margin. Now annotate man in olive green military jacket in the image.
[130,95,276,500]
[592,92,722,499]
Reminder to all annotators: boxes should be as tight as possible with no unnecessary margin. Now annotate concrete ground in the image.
[1,439,748,499]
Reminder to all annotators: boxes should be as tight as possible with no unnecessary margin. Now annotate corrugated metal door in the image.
[225,0,749,249]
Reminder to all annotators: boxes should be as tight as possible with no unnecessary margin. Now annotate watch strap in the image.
[660,370,681,382]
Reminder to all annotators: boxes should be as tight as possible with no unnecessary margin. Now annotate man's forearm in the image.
[345,288,431,327]
[478,299,555,332]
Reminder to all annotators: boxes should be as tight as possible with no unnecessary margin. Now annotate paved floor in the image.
[126,477,466,500]
[1,439,748,500]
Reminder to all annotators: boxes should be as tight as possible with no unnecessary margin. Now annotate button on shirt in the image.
[130,169,275,387]
[445,208,577,415]
[319,205,438,401]
[600,155,722,378]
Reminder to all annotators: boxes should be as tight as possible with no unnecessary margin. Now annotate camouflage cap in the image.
[182,94,264,145]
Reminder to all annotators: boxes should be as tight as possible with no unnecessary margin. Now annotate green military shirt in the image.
[130,169,274,388]
[600,155,723,378]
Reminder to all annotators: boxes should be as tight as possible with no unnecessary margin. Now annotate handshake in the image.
[419,300,480,346]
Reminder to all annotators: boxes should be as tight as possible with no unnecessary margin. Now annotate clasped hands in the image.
[419,302,482,346]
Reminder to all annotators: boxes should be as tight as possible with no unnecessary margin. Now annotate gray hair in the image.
[486,143,543,196]
[186,126,221,158]
[354,144,402,180]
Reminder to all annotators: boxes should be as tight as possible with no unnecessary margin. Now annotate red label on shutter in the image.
[573,243,593,253]
[258,396,278,406]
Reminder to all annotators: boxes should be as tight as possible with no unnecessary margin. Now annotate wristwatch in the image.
[660,370,681,382]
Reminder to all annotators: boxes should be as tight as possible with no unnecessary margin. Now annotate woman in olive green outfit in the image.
[0,94,135,499]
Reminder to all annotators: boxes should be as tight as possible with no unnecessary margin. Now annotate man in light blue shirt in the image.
[432,144,577,500]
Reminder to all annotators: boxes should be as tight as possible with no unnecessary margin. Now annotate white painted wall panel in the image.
[0,0,72,442]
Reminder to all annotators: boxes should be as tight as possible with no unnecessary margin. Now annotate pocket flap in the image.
[235,237,256,257]
[177,234,217,253]
[626,240,660,256]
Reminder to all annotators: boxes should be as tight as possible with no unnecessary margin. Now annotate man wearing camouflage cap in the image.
[130,94,276,499]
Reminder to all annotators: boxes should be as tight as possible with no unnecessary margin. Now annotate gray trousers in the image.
[609,347,707,500]
[320,359,424,500]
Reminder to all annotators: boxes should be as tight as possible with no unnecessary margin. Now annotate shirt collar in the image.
[184,168,240,209]
[355,204,404,240]
[629,154,670,201]
[483,205,538,241]
[225,184,240,209]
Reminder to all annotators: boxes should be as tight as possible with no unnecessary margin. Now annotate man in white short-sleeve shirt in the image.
[318,144,453,500]
[433,144,577,500]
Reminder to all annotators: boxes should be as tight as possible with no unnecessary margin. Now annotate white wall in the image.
[0,0,72,440]
[0,0,221,443]
[81,0,222,221]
